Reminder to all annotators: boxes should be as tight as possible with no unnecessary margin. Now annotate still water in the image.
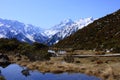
[0,64,101,80]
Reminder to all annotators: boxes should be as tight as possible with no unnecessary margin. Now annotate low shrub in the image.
[63,54,74,63]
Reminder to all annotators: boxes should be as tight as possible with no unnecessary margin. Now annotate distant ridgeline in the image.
[54,9,120,53]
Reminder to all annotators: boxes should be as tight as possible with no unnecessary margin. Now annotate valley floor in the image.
[4,51,120,80]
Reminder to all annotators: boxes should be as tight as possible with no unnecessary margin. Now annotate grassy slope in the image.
[54,9,120,52]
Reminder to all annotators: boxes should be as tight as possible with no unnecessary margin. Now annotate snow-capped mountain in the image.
[0,17,94,45]
[44,19,74,38]
[0,18,47,43]
[46,17,94,45]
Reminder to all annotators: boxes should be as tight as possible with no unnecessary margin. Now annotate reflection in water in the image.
[21,69,30,77]
[0,64,101,80]
[0,53,11,68]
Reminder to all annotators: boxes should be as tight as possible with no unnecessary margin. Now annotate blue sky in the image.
[0,0,120,29]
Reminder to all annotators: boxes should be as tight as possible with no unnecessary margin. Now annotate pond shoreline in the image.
[15,56,120,80]
[0,64,100,80]
[1,53,120,80]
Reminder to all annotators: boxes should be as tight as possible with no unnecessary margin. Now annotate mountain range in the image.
[0,18,47,43]
[54,9,120,53]
[0,17,94,45]
[45,17,94,45]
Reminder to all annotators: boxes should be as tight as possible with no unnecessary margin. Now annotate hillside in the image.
[54,9,120,53]
[0,38,50,61]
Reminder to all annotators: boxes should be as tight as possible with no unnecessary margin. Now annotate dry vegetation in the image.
[8,50,120,80]
[15,57,120,80]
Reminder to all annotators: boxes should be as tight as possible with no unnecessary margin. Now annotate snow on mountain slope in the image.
[0,18,47,43]
[44,19,74,38]
[0,17,94,45]
[46,17,94,45]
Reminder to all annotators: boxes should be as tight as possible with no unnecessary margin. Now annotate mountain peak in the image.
[46,17,94,45]
[61,18,73,24]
